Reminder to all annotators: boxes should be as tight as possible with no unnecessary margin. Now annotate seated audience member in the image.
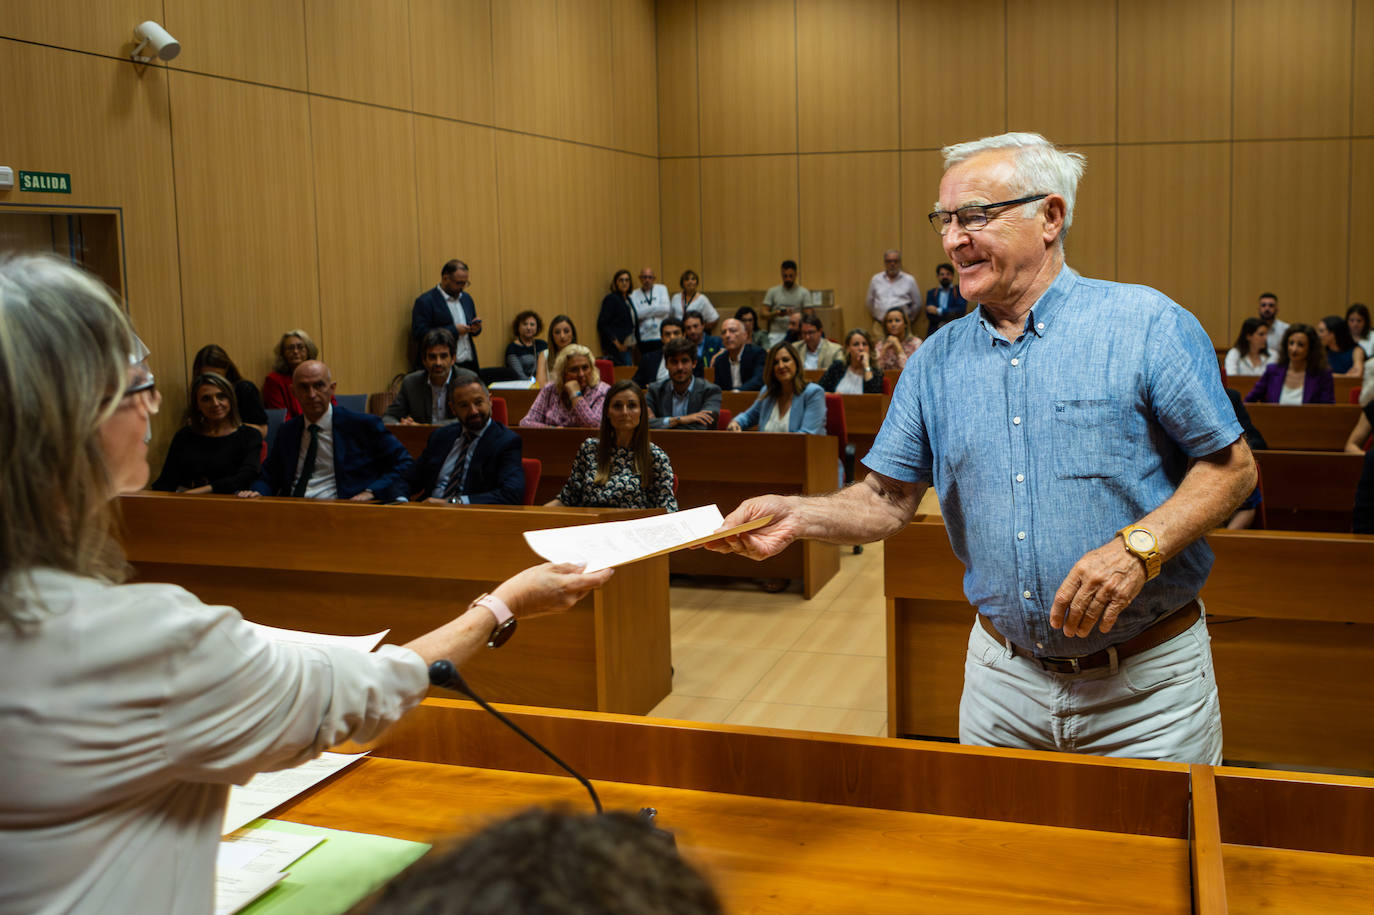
[874,306,922,371]
[1317,314,1366,377]
[363,808,722,915]
[683,313,722,377]
[263,328,332,419]
[734,306,770,349]
[647,338,722,430]
[548,381,677,511]
[784,309,802,343]
[1348,303,1374,358]
[412,259,480,372]
[1224,317,1273,377]
[504,310,549,385]
[671,269,719,331]
[633,317,685,388]
[790,315,842,371]
[519,344,609,428]
[632,267,672,355]
[1244,323,1335,404]
[547,314,578,370]
[727,342,825,434]
[414,370,523,504]
[151,373,263,494]
[710,318,765,392]
[191,344,268,436]
[0,254,611,915]
[761,259,810,346]
[240,360,414,501]
[598,269,637,366]
[819,329,883,394]
[385,328,457,425]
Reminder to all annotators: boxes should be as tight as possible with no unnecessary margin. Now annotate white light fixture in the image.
[131,20,181,63]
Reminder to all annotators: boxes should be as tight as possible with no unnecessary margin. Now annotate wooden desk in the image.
[884,518,1374,770]
[720,391,889,463]
[1254,449,1364,531]
[1245,403,1361,451]
[1227,372,1361,405]
[514,428,841,598]
[273,701,1374,913]
[118,494,671,715]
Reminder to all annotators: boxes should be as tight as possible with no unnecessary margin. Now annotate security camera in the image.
[131,21,181,62]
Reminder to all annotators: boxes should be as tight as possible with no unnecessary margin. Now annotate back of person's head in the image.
[450,367,483,391]
[1232,317,1269,354]
[422,327,457,357]
[186,372,242,432]
[191,344,243,384]
[0,255,136,609]
[662,337,695,363]
[364,809,722,915]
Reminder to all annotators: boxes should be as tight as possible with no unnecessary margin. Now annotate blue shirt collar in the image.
[975,264,1078,344]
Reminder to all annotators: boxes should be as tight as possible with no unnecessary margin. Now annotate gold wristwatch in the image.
[1117,525,1161,580]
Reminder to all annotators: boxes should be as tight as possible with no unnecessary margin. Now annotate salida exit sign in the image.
[19,171,72,193]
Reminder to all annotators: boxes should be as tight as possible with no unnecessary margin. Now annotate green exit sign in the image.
[19,171,72,193]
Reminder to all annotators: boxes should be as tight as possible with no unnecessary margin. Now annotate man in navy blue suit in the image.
[239,360,414,503]
[412,259,481,371]
[632,317,685,388]
[683,313,722,379]
[923,262,968,335]
[414,370,525,504]
[710,318,765,392]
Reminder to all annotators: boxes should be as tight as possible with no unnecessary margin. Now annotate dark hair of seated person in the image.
[1276,323,1328,374]
[597,380,652,489]
[362,808,722,915]
[191,344,244,385]
[422,326,457,357]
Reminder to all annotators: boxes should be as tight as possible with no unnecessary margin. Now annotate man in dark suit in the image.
[710,317,765,392]
[683,313,722,379]
[923,262,968,335]
[632,317,685,388]
[240,360,414,502]
[385,328,458,425]
[647,339,722,430]
[412,259,481,371]
[414,369,525,504]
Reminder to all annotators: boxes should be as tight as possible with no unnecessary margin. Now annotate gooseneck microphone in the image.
[428,660,603,814]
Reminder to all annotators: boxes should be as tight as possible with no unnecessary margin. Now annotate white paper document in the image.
[523,504,773,573]
[213,867,285,915]
[244,621,390,653]
[219,827,323,873]
[222,752,369,835]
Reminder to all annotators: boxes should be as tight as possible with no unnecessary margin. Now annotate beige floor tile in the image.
[723,701,887,738]
[669,642,784,700]
[874,718,889,737]
[670,606,700,633]
[743,651,887,712]
[673,605,823,651]
[647,694,738,724]
[821,584,886,616]
[791,612,886,657]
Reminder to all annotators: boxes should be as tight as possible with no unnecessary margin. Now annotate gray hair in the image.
[940,132,1086,239]
[0,255,136,619]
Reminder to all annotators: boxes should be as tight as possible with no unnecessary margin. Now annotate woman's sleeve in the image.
[864,370,884,394]
[1223,348,1240,377]
[735,395,764,430]
[556,439,595,506]
[150,428,190,491]
[1244,369,1270,403]
[236,381,269,426]
[570,383,606,426]
[519,386,553,427]
[799,385,827,434]
[1314,371,1336,404]
[649,445,678,512]
[261,374,288,409]
[209,428,264,494]
[876,342,903,371]
[505,342,529,379]
[818,362,841,392]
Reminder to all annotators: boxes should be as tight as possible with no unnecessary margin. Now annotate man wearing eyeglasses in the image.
[709,132,1256,766]
[865,249,920,325]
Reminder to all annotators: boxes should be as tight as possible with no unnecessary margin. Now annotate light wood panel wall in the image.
[657,0,1374,344]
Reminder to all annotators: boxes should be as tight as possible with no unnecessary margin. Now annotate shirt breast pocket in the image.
[1053,399,1123,479]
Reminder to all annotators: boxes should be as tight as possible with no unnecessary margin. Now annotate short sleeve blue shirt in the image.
[863,266,1241,657]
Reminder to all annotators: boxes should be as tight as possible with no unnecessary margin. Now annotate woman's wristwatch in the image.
[471,592,517,648]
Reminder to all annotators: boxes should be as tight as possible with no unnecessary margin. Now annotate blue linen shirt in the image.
[863,266,1241,657]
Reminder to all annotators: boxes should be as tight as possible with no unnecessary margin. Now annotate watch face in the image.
[488,617,518,649]
[1127,529,1156,553]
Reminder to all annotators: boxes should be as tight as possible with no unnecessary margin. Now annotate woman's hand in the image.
[563,378,582,400]
[491,562,616,620]
[726,421,742,432]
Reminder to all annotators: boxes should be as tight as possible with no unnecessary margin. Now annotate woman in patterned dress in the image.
[547,380,677,511]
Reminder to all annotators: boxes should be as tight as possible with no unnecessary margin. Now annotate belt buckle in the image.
[1041,656,1081,674]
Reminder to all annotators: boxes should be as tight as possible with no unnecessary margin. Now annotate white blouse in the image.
[761,403,792,433]
[835,368,866,394]
[1223,347,1272,376]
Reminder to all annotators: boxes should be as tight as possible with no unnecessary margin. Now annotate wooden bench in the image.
[1244,403,1360,450]
[117,494,672,715]
[1254,449,1364,531]
[1226,372,1361,405]
[884,518,1374,770]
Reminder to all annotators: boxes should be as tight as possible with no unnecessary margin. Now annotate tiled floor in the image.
[649,542,889,738]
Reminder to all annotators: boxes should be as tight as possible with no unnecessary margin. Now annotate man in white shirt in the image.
[865,249,920,323]
[412,260,482,372]
[1258,292,1288,353]
[631,267,672,356]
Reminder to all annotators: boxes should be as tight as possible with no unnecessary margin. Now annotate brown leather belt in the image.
[978,599,1202,674]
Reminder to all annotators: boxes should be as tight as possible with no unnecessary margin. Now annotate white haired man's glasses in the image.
[928,194,1047,235]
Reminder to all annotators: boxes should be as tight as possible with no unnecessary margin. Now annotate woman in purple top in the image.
[1244,323,1335,405]
[518,344,609,427]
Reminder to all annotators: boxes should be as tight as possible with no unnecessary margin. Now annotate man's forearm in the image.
[1138,437,1256,561]
[795,473,925,545]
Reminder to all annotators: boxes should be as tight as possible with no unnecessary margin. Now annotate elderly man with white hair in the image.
[709,132,1256,765]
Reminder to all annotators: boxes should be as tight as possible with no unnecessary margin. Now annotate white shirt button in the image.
[1037,322,1045,330]
[1015,473,1025,483]
[1017,531,1026,540]
[1012,416,1021,425]
[1010,358,1019,366]
[1023,590,1032,599]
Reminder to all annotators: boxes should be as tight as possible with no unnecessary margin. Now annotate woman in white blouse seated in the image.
[1224,317,1273,376]
[0,255,611,915]
[818,329,884,395]
[727,341,826,434]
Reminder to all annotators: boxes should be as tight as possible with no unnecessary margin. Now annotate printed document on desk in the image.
[523,504,773,573]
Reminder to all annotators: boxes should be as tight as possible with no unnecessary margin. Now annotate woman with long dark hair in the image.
[727,341,826,433]
[546,314,578,371]
[1245,323,1335,404]
[1223,317,1272,377]
[191,343,268,435]
[1317,314,1366,377]
[150,372,262,494]
[547,380,677,510]
[597,269,637,366]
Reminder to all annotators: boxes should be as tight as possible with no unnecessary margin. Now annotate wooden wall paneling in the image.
[304,0,412,110]
[1356,0,1374,135]
[412,116,504,367]
[492,0,562,137]
[1350,139,1374,307]
[558,0,616,147]
[700,155,799,289]
[617,152,663,281]
[898,0,1005,151]
[900,150,956,336]
[1117,143,1231,343]
[1233,0,1353,140]
[1117,0,1231,144]
[0,45,185,458]
[1063,146,1116,283]
[1231,141,1349,328]
[309,97,419,394]
[0,0,159,59]
[796,0,898,153]
[659,157,703,292]
[169,73,319,391]
[163,0,308,89]
[556,143,611,326]
[611,0,659,156]
[655,0,699,156]
[407,0,495,125]
[799,152,900,332]
[1005,0,1115,146]
[497,133,571,321]
[696,0,797,156]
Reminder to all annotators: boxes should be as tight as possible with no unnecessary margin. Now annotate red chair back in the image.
[1352,388,1362,404]
[823,393,848,448]
[672,474,679,495]
[717,408,733,429]
[595,359,615,386]
[882,374,894,396]
[521,457,541,506]
[490,396,509,426]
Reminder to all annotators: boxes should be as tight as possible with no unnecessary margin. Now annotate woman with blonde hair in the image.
[262,328,324,418]
[518,343,610,427]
